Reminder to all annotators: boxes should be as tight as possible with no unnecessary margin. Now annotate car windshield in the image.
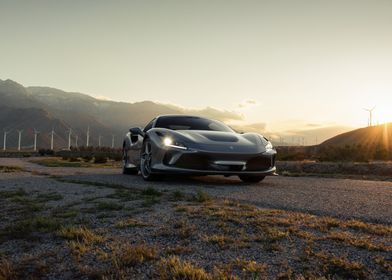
[155,116,233,132]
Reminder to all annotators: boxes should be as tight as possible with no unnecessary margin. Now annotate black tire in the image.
[123,166,138,175]
[238,175,265,183]
[122,146,138,175]
[140,139,161,181]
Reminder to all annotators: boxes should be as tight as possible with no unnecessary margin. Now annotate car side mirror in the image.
[129,127,145,137]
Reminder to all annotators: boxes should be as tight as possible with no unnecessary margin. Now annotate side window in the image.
[143,118,155,132]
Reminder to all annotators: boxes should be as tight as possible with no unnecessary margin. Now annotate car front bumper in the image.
[151,147,277,176]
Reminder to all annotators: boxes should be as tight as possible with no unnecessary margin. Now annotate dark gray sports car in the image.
[122,115,277,183]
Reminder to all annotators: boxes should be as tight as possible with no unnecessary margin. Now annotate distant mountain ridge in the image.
[0,79,243,149]
[0,78,366,151]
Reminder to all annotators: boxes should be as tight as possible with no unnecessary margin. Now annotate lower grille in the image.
[164,152,209,170]
[246,155,274,171]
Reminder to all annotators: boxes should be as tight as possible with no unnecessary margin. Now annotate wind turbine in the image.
[50,128,55,150]
[86,126,90,147]
[67,128,72,150]
[17,130,23,151]
[363,106,376,127]
[33,129,39,151]
[111,134,115,148]
[98,135,102,147]
[3,130,10,151]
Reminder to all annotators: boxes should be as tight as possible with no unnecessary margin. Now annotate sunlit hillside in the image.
[321,123,392,150]
[278,123,392,161]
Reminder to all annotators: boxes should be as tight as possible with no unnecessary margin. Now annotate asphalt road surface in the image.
[1,157,392,224]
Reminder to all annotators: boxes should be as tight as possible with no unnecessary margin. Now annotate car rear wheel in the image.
[238,175,265,183]
[122,147,138,175]
[140,139,160,181]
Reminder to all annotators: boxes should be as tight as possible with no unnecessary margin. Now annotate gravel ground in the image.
[2,157,390,224]
[0,157,392,279]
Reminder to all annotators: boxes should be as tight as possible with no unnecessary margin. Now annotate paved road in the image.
[1,157,392,224]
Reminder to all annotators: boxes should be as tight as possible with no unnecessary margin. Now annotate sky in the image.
[1,0,392,132]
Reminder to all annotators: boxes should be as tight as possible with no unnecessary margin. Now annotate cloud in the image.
[238,99,259,109]
[230,122,267,133]
[306,123,323,128]
[161,103,244,122]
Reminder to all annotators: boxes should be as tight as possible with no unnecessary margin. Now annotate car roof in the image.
[156,114,203,119]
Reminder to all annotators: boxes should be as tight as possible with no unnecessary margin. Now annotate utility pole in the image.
[67,129,72,150]
[111,135,115,148]
[50,128,54,150]
[17,130,23,151]
[3,130,9,151]
[86,126,90,147]
[75,135,78,148]
[33,129,39,151]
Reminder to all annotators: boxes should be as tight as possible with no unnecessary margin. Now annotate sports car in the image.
[122,115,277,183]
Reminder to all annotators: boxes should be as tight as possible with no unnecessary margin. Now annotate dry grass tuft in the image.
[311,217,341,232]
[374,256,392,272]
[321,231,391,252]
[109,242,158,267]
[115,218,148,229]
[234,258,267,278]
[203,234,235,249]
[0,165,23,173]
[165,244,193,255]
[173,219,196,239]
[345,219,392,236]
[67,240,90,259]
[57,226,105,244]
[0,258,18,280]
[308,250,367,279]
[158,256,212,280]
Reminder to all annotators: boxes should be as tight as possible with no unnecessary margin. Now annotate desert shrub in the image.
[82,155,93,162]
[193,190,211,203]
[38,149,54,156]
[108,153,122,161]
[93,156,107,164]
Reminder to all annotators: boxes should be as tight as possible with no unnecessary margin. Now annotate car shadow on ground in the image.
[58,171,277,189]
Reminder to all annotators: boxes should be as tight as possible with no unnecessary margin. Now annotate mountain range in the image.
[0,78,354,149]
[0,79,244,149]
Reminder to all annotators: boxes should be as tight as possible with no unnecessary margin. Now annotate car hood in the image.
[174,130,267,153]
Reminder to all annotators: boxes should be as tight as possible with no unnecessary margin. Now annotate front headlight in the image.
[163,137,187,150]
[265,141,273,151]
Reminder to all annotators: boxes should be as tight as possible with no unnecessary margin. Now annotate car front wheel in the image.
[140,139,160,181]
[122,147,138,175]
